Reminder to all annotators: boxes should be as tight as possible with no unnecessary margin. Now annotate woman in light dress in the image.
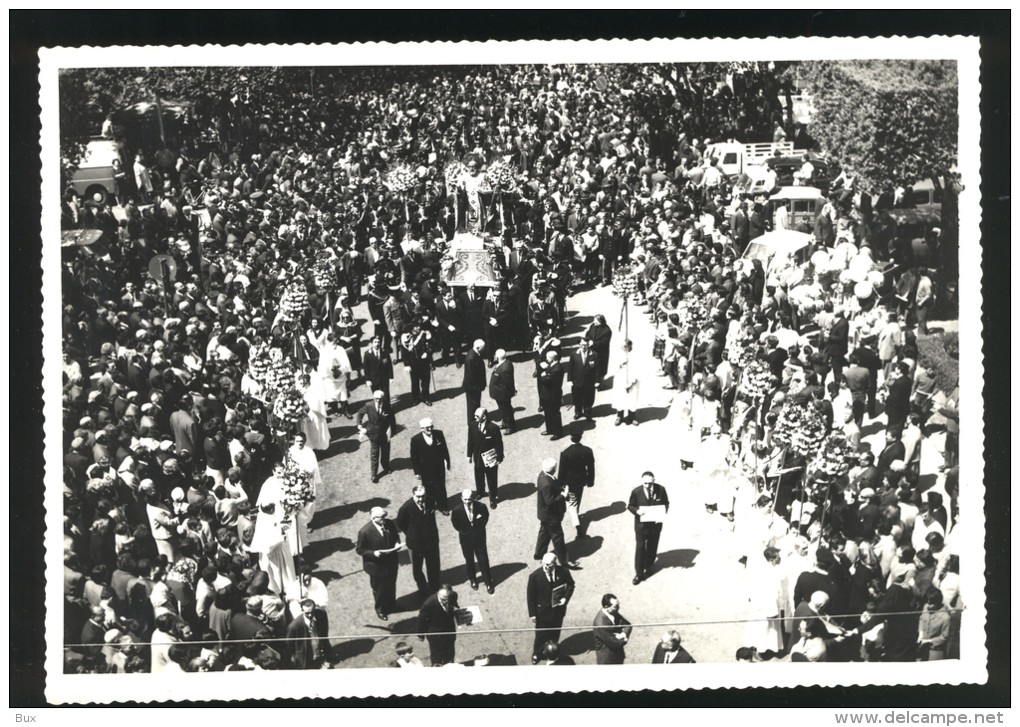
[296,372,330,452]
[250,462,298,597]
[743,546,788,656]
[311,328,353,418]
[611,339,640,426]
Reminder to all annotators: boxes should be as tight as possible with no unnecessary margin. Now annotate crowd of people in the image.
[59,60,961,673]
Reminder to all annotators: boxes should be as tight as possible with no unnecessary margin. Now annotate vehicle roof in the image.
[767,154,829,166]
[741,229,813,262]
[768,186,825,201]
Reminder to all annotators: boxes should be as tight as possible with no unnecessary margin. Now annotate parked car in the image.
[68,138,121,204]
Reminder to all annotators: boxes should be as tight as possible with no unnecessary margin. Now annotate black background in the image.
[10,9,1010,709]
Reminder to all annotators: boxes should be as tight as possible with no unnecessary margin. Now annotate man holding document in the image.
[627,471,670,585]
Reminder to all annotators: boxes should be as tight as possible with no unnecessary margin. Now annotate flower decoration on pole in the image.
[484,157,515,190]
[278,455,315,535]
[737,358,773,403]
[278,279,310,322]
[246,344,272,388]
[312,257,339,294]
[272,387,310,431]
[384,163,417,195]
[263,348,297,400]
[612,262,640,300]
[810,433,857,478]
[771,399,828,458]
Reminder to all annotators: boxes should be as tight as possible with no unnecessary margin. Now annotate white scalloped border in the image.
[38,35,986,704]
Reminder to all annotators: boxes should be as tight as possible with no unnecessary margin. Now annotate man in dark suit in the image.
[559,428,596,537]
[567,338,599,420]
[462,339,487,428]
[355,507,403,620]
[458,284,486,352]
[450,489,494,594]
[651,630,696,664]
[526,553,575,664]
[825,310,850,385]
[417,584,459,666]
[229,597,269,641]
[395,485,442,595]
[362,336,394,401]
[466,408,503,509]
[409,417,451,512]
[482,289,512,358]
[435,288,465,366]
[534,458,580,569]
[884,362,913,438]
[285,598,331,669]
[877,430,907,475]
[488,348,517,434]
[627,471,670,584]
[592,593,634,664]
[537,348,565,438]
[853,337,883,418]
[356,390,396,484]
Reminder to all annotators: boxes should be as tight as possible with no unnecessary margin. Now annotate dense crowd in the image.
[59,61,961,672]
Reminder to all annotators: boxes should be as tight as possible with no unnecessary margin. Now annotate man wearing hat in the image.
[793,548,837,610]
[409,417,452,513]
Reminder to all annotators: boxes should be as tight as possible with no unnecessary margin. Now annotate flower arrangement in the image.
[272,387,310,426]
[384,163,417,195]
[811,433,856,478]
[263,350,297,399]
[247,344,272,386]
[443,161,466,190]
[676,297,710,337]
[312,258,339,294]
[279,455,315,535]
[771,399,827,458]
[278,280,309,321]
[484,157,516,190]
[612,263,640,299]
[737,358,772,403]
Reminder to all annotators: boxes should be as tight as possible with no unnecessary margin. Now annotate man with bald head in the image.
[526,553,575,664]
[355,507,404,621]
[534,457,580,570]
[466,407,503,509]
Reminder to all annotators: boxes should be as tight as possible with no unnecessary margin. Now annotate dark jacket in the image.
[355,519,401,576]
[488,360,517,401]
[627,483,670,533]
[449,500,489,545]
[466,420,504,464]
[463,349,487,394]
[567,350,598,389]
[409,430,451,480]
[395,496,440,552]
[558,443,595,490]
[355,401,395,442]
[536,471,566,523]
[526,565,574,619]
[537,361,565,403]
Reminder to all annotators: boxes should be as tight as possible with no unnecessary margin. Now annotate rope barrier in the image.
[63,606,965,648]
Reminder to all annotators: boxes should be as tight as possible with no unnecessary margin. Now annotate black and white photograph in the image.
[31,30,993,706]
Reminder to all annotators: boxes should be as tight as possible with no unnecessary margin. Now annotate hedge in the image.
[916,331,959,395]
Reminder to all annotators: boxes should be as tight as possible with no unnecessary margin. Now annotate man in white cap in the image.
[409,417,451,513]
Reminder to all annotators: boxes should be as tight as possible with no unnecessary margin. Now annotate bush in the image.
[917,332,959,394]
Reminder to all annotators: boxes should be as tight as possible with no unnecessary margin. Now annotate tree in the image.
[801,60,961,290]
[800,60,958,192]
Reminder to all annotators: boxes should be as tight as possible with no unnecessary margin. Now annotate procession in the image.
[56,56,968,676]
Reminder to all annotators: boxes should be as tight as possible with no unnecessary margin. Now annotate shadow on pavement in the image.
[633,406,669,424]
[570,535,604,559]
[654,548,699,571]
[497,481,537,502]
[302,536,355,562]
[391,590,427,615]
[312,568,343,585]
[585,500,626,523]
[386,615,420,636]
[313,496,391,528]
[332,637,378,663]
[558,629,594,657]
[489,561,528,587]
[589,403,615,419]
[514,413,544,431]
[429,386,463,403]
[320,436,361,460]
[387,456,412,473]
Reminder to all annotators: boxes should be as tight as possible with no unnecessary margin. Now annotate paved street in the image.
[304,282,949,667]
